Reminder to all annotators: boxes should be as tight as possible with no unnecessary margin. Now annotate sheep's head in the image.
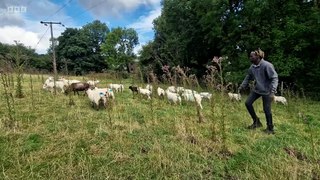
[129,85,138,92]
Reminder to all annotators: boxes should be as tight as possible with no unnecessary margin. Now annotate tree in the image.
[56,28,87,75]
[144,0,224,76]
[101,27,139,72]
[56,20,109,74]
[28,54,51,72]
[81,20,110,72]
[140,0,320,97]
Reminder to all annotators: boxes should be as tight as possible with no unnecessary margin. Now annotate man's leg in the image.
[262,94,274,134]
[245,91,262,129]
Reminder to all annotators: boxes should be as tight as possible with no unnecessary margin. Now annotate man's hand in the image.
[270,92,275,101]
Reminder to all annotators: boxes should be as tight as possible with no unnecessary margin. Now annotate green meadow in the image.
[0,73,319,179]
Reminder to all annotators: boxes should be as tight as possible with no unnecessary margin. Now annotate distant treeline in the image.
[139,0,320,97]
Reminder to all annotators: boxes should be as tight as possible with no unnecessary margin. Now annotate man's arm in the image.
[239,69,252,90]
[266,64,278,93]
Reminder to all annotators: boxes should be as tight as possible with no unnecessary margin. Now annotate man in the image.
[238,49,278,134]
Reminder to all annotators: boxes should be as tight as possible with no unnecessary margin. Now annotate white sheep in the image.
[138,87,152,99]
[43,80,65,93]
[108,83,124,92]
[181,92,203,109]
[58,77,81,86]
[44,76,54,84]
[146,84,153,92]
[86,88,107,110]
[228,92,241,101]
[87,80,100,86]
[94,87,115,99]
[199,92,212,100]
[44,77,80,93]
[157,87,165,97]
[176,86,185,93]
[183,89,198,95]
[273,95,287,105]
[166,86,177,93]
[165,90,181,105]
[42,82,54,93]
[166,86,185,93]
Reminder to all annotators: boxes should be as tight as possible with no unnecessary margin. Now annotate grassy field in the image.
[0,73,319,179]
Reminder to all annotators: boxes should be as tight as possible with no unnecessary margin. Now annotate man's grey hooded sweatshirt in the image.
[240,59,278,95]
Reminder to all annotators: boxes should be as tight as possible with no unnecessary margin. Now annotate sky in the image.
[0,0,162,54]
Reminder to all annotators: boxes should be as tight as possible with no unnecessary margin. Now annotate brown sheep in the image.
[65,82,90,95]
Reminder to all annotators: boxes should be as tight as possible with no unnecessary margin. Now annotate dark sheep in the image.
[65,82,90,95]
[129,85,139,94]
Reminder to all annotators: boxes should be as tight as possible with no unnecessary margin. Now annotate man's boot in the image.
[264,113,274,134]
[247,118,263,129]
[263,125,275,134]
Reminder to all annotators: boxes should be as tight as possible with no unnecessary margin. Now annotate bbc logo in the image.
[6,6,27,14]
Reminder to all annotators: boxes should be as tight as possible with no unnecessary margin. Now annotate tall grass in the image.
[0,73,319,179]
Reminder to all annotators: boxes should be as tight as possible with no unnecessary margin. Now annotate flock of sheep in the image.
[42,76,287,110]
[129,85,212,109]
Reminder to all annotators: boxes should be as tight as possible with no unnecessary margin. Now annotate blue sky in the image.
[0,0,162,54]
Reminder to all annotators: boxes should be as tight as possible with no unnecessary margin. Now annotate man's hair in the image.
[253,48,265,59]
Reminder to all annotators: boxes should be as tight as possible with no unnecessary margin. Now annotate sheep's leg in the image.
[199,103,203,109]
[91,102,95,108]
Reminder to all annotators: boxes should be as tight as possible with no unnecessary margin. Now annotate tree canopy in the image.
[56,20,109,75]
[139,0,320,95]
[101,27,139,72]
[0,42,51,72]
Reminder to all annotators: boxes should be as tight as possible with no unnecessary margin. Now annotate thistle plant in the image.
[148,70,158,123]
[161,65,172,85]
[173,65,204,123]
[0,71,16,128]
[12,41,27,98]
[204,64,219,141]
[212,56,229,153]
[29,74,35,110]
[189,74,204,123]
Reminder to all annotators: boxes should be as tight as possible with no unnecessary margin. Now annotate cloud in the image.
[0,14,25,27]
[0,26,44,49]
[78,0,160,18]
[77,0,162,55]
[27,0,62,20]
[0,0,76,54]
[0,0,162,55]
[0,1,27,27]
[24,18,67,54]
[0,0,62,28]
[128,7,161,34]
[128,6,161,55]
[0,20,64,55]
[0,20,68,55]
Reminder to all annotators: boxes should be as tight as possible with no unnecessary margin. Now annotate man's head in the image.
[250,49,264,65]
